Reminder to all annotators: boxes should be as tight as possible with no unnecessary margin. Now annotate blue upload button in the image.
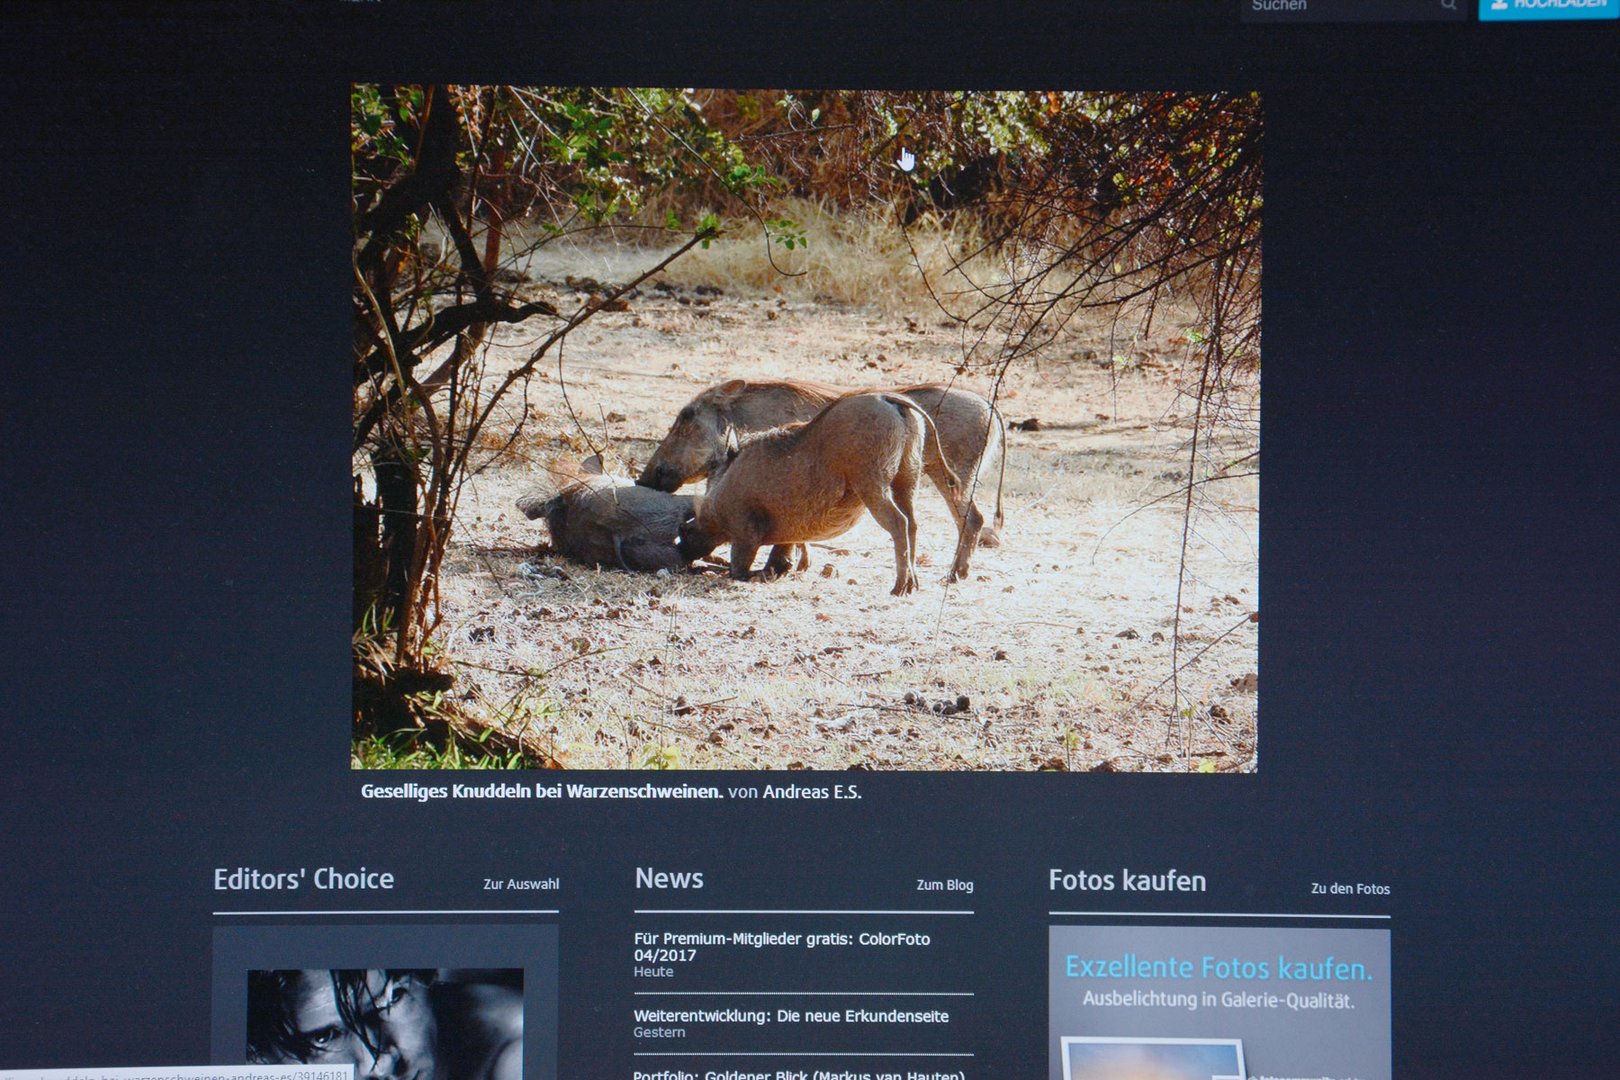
[1480,0,1618,18]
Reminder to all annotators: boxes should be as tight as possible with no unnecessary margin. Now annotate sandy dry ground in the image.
[415,246,1259,772]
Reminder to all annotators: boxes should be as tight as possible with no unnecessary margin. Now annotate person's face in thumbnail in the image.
[263,970,441,1080]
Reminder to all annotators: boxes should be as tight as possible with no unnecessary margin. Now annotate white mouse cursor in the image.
[897,147,916,173]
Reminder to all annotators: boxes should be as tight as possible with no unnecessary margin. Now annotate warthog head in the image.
[673,428,740,563]
[675,424,803,567]
[676,507,721,564]
[637,380,749,492]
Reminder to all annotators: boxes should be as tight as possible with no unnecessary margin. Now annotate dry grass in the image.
[502,198,1011,316]
[484,199,1211,389]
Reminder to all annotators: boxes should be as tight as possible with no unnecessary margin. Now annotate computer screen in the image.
[2,3,1615,1078]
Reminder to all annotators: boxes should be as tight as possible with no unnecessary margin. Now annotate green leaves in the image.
[639,743,683,769]
[350,83,413,171]
[764,217,807,251]
[698,213,721,249]
[722,161,779,194]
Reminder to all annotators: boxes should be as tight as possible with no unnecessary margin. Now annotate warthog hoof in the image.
[977,527,1003,548]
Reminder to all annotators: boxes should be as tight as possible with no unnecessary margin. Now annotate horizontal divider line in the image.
[213,909,559,916]
[634,909,974,915]
[1048,911,1390,920]
[635,991,973,996]
[632,1053,974,1057]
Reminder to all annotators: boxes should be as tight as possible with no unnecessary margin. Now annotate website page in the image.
[2,2,1616,1078]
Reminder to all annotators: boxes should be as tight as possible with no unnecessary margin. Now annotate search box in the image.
[1243,0,1468,21]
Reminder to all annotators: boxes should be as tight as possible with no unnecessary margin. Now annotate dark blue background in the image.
[2,2,1615,1076]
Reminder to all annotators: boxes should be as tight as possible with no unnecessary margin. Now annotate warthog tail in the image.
[991,406,1007,531]
[880,393,962,492]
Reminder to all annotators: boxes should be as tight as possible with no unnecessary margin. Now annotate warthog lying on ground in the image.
[676,393,969,595]
[639,378,1005,574]
[517,456,693,573]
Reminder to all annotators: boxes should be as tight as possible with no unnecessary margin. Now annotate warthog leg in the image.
[763,543,811,578]
[858,476,920,597]
[727,540,762,582]
[925,462,981,582]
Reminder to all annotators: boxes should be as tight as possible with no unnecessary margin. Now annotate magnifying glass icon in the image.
[1441,0,1457,9]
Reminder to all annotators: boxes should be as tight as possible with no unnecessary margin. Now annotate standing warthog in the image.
[676,393,970,595]
[639,379,1006,574]
[516,456,694,573]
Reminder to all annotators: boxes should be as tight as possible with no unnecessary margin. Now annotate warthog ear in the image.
[714,378,748,402]
[581,452,607,475]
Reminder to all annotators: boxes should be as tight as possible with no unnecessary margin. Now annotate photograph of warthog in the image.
[676,393,968,595]
[640,379,1004,576]
[353,87,1260,772]
[516,456,694,573]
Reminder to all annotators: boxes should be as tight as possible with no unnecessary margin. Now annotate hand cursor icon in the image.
[897,147,916,173]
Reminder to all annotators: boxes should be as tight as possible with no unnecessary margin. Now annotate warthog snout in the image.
[676,513,720,563]
[636,461,684,493]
